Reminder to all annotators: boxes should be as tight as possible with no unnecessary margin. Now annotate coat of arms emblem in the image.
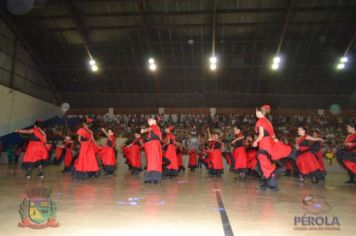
[18,188,59,229]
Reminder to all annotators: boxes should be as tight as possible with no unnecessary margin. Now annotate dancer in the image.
[98,128,117,176]
[294,126,324,183]
[72,118,100,179]
[176,141,185,172]
[122,139,134,170]
[187,130,199,171]
[16,120,48,179]
[62,136,74,172]
[122,130,143,175]
[231,126,248,180]
[188,149,198,171]
[162,125,179,177]
[335,124,356,184]
[311,130,326,177]
[253,105,292,191]
[141,117,162,184]
[53,136,74,173]
[202,140,213,170]
[206,128,224,177]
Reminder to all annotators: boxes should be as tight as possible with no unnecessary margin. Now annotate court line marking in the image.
[214,184,235,236]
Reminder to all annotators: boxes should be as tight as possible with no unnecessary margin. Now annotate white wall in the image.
[0,84,61,136]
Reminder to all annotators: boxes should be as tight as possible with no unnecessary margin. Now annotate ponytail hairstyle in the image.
[34,120,44,129]
[258,104,271,116]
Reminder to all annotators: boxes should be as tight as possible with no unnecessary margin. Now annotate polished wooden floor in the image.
[0,163,355,236]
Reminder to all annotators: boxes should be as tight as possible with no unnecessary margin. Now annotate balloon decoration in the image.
[60,103,70,113]
[329,104,341,115]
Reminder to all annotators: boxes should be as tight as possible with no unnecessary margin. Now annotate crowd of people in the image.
[1,106,355,191]
[57,112,352,153]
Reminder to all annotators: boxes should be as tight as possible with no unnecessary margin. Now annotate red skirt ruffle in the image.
[164,144,178,170]
[74,142,99,172]
[63,148,73,167]
[271,141,292,160]
[23,141,48,163]
[336,149,356,174]
[122,145,141,168]
[344,161,356,174]
[177,152,183,167]
[296,152,321,175]
[208,149,223,170]
[92,143,101,154]
[256,152,276,179]
[144,140,162,172]
[246,150,257,170]
[233,146,247,170]
[98,146,116,166]
[55,146,63,160]
[259,137,291,160]
[188,150,197,167]
[53,146,73,167]
[315,151,325,171]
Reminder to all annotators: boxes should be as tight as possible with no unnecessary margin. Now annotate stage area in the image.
[0,164,355,236]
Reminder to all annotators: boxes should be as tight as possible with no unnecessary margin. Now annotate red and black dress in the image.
[246,147,258,174]
[98,134,117,175]
[295,135,323,181]
[176,146,185,172]
[143,125,162,183]
[162,133,178,177]
[310,140,326,176]
[122,138,143,174]
[232,135,248,176]
[336,133,356,177]
[202,141,214,169]
[188,149,198,171]
[206,141,224,177]
[73,127,100,179]
[22,127,49,169]
[255,117,292,180]
[53,141,74,172]
[63,141,74,172]
[243,138,258,175]
[122,140,133,169]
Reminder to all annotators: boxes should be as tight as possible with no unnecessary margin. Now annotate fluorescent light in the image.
[340,57,348,63]
[271,63,279,70]
[91,65,98,72]
[209,56,217,64]
[337,63,345,70]
[210,63,217,71]
[273,56,281,64]
[89,59,96,66]
[148,58,155,64]
[149,63,157,71]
